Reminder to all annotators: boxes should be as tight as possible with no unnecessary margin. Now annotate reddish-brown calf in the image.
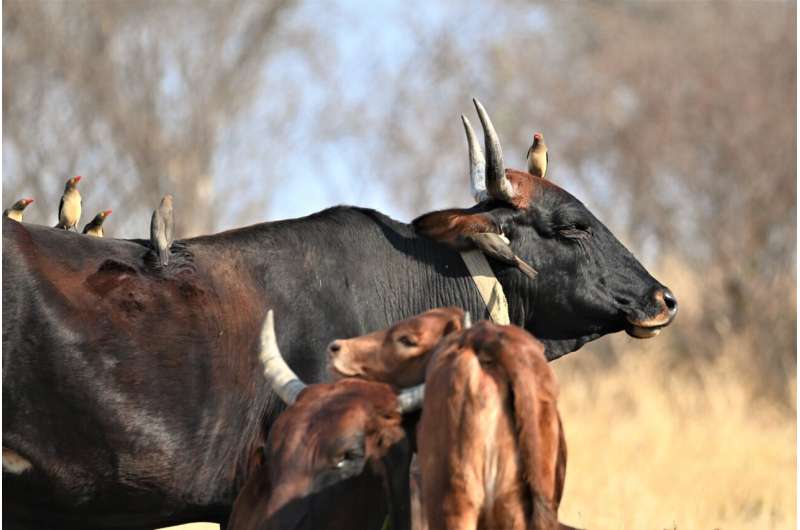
[419,322,565,530]
[228,378,412,530]
[329,310,575,530]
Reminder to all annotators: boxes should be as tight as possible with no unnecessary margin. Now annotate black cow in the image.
[2,101,676,529]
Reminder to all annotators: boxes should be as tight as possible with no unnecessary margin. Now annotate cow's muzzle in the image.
[625,287,678,339]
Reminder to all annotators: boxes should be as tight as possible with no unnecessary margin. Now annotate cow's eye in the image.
[397,335,418,347]
[334,448,363,469]
[558,224,591,239]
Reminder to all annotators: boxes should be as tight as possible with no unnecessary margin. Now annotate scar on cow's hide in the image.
[178,281,204,299]
[85,259,139,297]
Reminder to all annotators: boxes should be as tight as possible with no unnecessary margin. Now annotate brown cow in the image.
[328,310,575,530]
[228,311,423,530]
[419,322,565,530]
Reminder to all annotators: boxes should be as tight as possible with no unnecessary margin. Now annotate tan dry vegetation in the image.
[553,257,795,530]
[554,346,795,530]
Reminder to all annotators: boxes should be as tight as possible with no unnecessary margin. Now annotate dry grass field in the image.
[554,345,795,530]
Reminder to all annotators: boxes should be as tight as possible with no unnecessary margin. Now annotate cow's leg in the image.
[441,496,480,530]
[409,456,428,530]
[490,491,527,530]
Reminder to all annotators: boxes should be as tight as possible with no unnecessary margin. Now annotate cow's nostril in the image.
[328,341,341,355]
[662,289,678,315]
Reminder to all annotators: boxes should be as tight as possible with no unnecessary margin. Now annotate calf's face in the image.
[327,307,465,387]
[229,379,411,530]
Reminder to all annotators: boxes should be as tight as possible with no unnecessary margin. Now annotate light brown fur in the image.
[328,307,465,388]
[419,323,563,530]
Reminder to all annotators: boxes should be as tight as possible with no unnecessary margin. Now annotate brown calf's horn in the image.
[396,384,424,413]
[259,310,306,405]
[473,98,515,203]
[461,115,488,203]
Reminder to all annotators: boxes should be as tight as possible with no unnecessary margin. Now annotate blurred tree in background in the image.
[4,1,795,404]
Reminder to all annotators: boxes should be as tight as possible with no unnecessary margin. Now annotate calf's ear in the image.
[443,309,466,336]
[413,208,500,250]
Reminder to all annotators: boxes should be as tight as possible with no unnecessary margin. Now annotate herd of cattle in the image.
[2,100,677,529]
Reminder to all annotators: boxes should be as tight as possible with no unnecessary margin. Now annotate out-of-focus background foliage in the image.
[3,1,796,529]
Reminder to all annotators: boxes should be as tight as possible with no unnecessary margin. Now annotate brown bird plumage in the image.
[82,210,112,237]
[150,194,174,267]
[3,198,34,222]
[467,232,538,279]
[526,132,548,179]
[413,209,538,279]
[55,176,82,230]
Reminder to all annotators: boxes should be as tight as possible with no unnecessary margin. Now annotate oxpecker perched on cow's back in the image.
[3,198,34,222]
[526,132,548,179]
[55,176,82,230]
[82,210,112,237]
[150,194,174,267]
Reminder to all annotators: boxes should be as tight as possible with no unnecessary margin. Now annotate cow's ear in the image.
[442,309,465,336]
[412,208,500,250]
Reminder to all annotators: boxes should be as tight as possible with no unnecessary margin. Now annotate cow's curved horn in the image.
[259,310,306,405]
[462,115,488,203]
[473,98,515,203]
[396,384,424,413]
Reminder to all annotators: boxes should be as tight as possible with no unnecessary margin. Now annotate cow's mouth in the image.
[328,362,361,380]
[624,315,672,339]
[625,323,663,339]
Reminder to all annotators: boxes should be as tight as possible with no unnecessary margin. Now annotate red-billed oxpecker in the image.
[55,176,82,230]
[150,194,174,266]
[419,321,567,530]
[414,106,538,279]
[3,198,34,222]
[82,210,112,237]
[527,132,548,179]
[227,310,423,530]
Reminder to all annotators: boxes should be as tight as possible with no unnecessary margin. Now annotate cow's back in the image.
[2,219,270,527]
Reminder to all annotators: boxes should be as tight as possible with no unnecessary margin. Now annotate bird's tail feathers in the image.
[514,256,538,279]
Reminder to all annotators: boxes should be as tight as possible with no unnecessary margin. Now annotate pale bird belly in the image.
[6,210,23,222]
[61,198,81,226]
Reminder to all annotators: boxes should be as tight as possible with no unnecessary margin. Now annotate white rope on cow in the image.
[459,250,511,325]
